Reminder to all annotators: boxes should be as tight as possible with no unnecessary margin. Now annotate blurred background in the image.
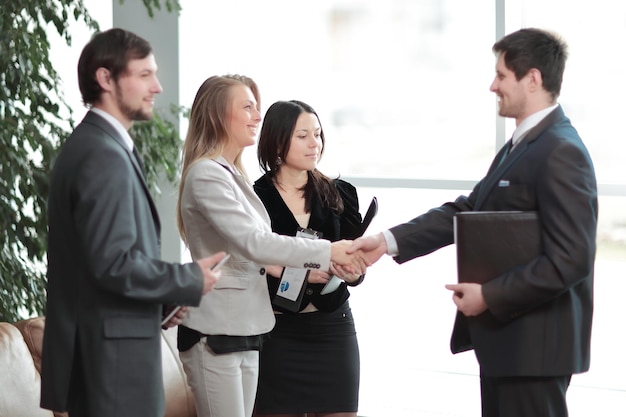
[50,1,626,415]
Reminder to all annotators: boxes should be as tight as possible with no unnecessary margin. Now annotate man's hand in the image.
[162,306,189,329]
[330,240,368,275]
[347,233,388,266]
[445,283,488,316]
[196,252,227,295]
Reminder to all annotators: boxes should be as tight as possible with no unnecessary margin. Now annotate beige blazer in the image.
[180,157,331,336]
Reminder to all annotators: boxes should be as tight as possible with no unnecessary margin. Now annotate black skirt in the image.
[254,302,360,413]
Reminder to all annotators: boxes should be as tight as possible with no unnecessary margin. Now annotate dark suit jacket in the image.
[389,105,597,377]
[40,111,203,417]
[253,174,363,312]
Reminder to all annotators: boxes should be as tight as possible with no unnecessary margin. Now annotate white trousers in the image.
[179,338,259,417]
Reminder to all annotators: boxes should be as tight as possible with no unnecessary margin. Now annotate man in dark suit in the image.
[40,28,225,417]
[350,28,597,417]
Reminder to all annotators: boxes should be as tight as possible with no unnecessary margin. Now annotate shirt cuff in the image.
[382,230,399,257]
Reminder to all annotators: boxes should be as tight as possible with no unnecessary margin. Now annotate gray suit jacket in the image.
[40,111,204,417]
[180,157,332,336]
[390,106,597,377]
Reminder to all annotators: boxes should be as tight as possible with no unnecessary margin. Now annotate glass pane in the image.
[505,0,626,183]
[179,0,497,181]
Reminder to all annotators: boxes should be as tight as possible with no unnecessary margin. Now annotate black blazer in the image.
[253,174,363,312]
[389,106,597,377]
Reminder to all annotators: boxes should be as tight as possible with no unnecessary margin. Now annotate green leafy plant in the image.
[1,0,184,323]
[132,105,188,195]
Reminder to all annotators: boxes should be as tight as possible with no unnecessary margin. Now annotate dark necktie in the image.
[497,140,513,167]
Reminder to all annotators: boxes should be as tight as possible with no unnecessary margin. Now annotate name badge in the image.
[273,228,322,311]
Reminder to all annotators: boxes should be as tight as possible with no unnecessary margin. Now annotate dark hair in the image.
[257,100,343,214]
[492,28,568,100]
[77,28,153,106]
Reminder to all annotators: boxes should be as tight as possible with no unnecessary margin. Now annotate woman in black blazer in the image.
[253,100,364,417]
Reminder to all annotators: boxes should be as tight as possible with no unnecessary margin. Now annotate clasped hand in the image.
[346,233,388,266]
[330,239,369,276]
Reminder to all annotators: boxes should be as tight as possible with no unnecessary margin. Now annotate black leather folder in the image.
[454,211,542,284]
[359,196,378,235]
[318,196,378,296]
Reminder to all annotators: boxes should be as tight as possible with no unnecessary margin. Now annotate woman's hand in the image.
[330,262,362,284]
[265,265,284,278]
[307,269,332,284]
[266,265,334,284]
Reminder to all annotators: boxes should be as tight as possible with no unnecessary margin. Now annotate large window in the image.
[504,0,626,185]
[179,0,496,181]
[177,1,625,416]
[51,1,626,416]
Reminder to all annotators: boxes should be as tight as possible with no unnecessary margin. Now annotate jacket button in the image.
[306,288,314,295]
[259,268,266,275]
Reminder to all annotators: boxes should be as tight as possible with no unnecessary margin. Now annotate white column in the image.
[113,2,182,263]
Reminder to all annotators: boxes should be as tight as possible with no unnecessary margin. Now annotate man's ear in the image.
[95,67,113,92]
[527,68,543,92]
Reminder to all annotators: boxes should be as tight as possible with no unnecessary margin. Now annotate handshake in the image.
[329,233,389,279]
[193,234,389,298]
[164,235,390,328]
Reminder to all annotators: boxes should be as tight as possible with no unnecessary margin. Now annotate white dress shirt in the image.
[90,107,135,151]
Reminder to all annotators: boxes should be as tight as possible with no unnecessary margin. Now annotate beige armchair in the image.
[0,317,196,417]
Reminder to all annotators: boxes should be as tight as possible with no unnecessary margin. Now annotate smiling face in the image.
[489,53,531,125]
[226,84,262,151]
[283,112,322,173]
[112,54,162,125]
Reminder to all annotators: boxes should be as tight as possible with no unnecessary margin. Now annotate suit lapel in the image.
[254,175,299,233]
[308,192,331,232]
[213,158,271,226]
[85,112,161,235]
[130,149,161,236]
[253,174,333,238]
[474,106,563,210]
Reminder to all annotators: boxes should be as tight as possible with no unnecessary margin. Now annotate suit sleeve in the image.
[182,161,331,269]
[73,142,202,305]
[389,188,479,264]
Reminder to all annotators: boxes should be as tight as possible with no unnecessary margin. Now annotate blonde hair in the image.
[177,74,261,244]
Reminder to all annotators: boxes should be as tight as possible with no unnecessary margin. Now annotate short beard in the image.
[115,85,153,122]
[125,105,151,122]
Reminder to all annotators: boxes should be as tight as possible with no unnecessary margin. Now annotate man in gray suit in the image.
[40,28,224,417]
[350,28,597,417]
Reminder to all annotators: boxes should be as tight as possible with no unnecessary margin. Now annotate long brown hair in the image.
[177,74,260,243]
[257,100,343,214]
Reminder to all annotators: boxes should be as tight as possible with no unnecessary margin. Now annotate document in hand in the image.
[454,211,542,284]
[273,228,321,312]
